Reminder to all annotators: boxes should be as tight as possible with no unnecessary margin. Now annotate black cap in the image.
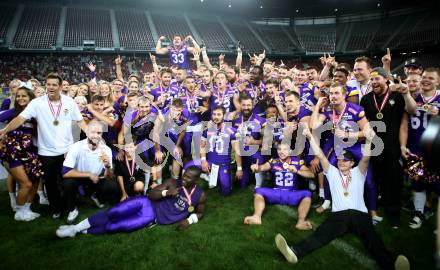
[404,58,422,69]
[370,67,388,78]
[337,150,356,161]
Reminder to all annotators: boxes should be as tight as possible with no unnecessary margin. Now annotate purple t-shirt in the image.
[153,184,203,225]
[168,45,190,69]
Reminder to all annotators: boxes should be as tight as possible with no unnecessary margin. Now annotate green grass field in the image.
[0,180,436,270]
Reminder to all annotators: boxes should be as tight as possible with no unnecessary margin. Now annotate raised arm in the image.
[381,48,392,76]
[359,124,375,175]
[186,35,201,54]
[201,47,212,69]
[155,36,169,55]
[310,97,327,130]
[115,55,124,81]
[236,45,242,68]
[303,127,329,173]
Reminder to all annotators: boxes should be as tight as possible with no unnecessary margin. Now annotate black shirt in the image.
[114,158,145,184]
[360,89,405,151]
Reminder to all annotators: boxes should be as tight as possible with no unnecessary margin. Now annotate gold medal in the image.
[188,206,195,213]
[130,176,135,183]
[344,192,349,197]
[376,112,383,119]
[53,120,59,126]
[422,104,429,112]
[283,163,289,170]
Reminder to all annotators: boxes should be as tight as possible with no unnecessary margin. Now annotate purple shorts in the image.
[255,188,311,206]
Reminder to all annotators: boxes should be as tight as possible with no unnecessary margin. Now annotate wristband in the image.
[161,190,168,197]
[237,166,242,171]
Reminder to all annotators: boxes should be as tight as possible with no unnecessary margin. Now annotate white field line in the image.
[275,205,377,269]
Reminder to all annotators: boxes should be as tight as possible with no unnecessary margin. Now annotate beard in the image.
[242,109,252,118]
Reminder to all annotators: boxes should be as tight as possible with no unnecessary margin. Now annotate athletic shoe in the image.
[56,226,77,238]
[409,211,424,229]
[275,234,298,264]
[91,193,104,209]
[52,212,61,219]
[14,210,37,222]
[394,255,410,270]
[39,196,49,205]
[67,208,79,224]
[27,209,41,219]
[312,197,325,208]
[372,215,383,226]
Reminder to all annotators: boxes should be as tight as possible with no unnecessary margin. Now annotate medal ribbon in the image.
[421,92,438,105]
[373,89,391,114]
[183,186,196,206]
[338,170,351,192]
[48,97,62,122]
[332,103,347,130]
[125,156,135,178]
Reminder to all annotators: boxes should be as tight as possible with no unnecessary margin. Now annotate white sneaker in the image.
[39,196,49,205]
[91,194,104,209]
[67,208,79,224]
[394,255,410,270]
[52,212,61,219]
[14,210,37,222]
[56,225,77,238]
[27,209,41,219]
[275,234,298,264]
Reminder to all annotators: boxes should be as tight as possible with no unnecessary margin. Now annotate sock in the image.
[15,205,24,213]
[413,191,426,213]
[37,190,45,198]
[9,192,16,205]
[319,188,324,198]
[74,218,91,233]
[24,202,31,212]
[255,172,263,188]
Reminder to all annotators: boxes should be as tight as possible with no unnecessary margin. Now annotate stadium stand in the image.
[151,13,192,41]
[115,9,155,51]
[64,8,113,48]
[0,6,16,40]
[13,6,60,49]
[295,24,336,53]
[224,20,264,52]
[190,16,232,51]
[253,25,294,54]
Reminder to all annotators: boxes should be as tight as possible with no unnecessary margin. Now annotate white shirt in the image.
[20,94,83,156]
[63,139,113,176]
[347,79,371,100]
[324,165,368,213]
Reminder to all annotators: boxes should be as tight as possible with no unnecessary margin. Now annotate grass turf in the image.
[0,180,436,270]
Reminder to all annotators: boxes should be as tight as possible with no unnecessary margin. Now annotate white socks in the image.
[9,192,16,209]
[413,191,426,213]
[319,188,324,199]
[255,172,263,188]
[74,219,91,233]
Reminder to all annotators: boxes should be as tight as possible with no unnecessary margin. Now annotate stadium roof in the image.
[18,0,439,18]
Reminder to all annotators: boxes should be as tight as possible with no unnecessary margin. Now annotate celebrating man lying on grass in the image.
[243,143,314,230]
[274,127,411,270]
[56,166,206,238]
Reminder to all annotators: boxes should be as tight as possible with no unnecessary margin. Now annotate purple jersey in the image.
[210,86,236,113]
[153,184,203,225]
[180,90,206,125]
[244,81,266,116]
[287,105,312,122]
[299,83,317,108]
[202,124,237,165]
[269,157,304,190]
[408,91,440,154]
[322,102,365,155]
[232,113,266,152]
[168,45,190,69]
[150,85,180,112]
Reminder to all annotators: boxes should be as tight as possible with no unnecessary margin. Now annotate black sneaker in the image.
[409,211,424,229]
[313,197,325,208]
